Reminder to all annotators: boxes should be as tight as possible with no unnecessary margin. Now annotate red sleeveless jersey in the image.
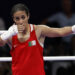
[10,24,45,75]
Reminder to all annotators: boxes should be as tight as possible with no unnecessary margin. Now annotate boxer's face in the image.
[13,10,29,31]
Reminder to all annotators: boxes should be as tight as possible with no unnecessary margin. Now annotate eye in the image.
[21,15,25,20]
[15,17,20,21]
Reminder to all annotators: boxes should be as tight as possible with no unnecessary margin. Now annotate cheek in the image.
[15,21,19,25]
[24,18,29,23]
[13,19,18,24]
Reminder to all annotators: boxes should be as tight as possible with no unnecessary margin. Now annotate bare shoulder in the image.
[33,25,44,37]
[34,24,49,31]
[36,24,50,28]
[34,24,52,33]
[33,24,50,37]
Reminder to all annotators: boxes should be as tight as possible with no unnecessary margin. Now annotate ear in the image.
[12,16,15,22]
[13,17,16,23]
[28,13,30,20]
[13,19,15,22]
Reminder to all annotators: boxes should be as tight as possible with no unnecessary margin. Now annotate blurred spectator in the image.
[53,41,68,56]
[0,17,5,30]
[0,62,11,75]
[0,18,6,30]
[41,0,75,43]
[44,61,52,75]
[52,61,71,75]
[43,42,54,56]
[69,35,75,55]
[44,37,66,56]
[0,18,10,57]
[56,67,68,75]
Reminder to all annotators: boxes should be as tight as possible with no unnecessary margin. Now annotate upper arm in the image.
[39,25,72,37]
[38,25,59,37]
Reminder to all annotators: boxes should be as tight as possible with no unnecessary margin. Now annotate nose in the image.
[19,19,24,25]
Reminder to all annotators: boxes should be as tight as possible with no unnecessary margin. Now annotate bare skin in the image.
[0,10,72,47]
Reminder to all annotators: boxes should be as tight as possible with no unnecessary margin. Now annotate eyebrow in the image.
[14,15,25,18]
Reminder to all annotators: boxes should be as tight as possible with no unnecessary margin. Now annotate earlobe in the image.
[28,16,30,20]
[13,18,15,22]
[28,13,30,19]
[13,18,16,24]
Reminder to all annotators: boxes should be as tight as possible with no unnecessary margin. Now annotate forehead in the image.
[13,11,27,17]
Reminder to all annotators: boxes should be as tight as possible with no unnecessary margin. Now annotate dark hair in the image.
[11,3,29,17]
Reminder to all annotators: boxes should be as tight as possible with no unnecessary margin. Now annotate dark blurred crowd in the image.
[42,0,75,75]
[0,0,75,75]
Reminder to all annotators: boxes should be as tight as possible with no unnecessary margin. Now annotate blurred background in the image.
[0,0,75,75]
